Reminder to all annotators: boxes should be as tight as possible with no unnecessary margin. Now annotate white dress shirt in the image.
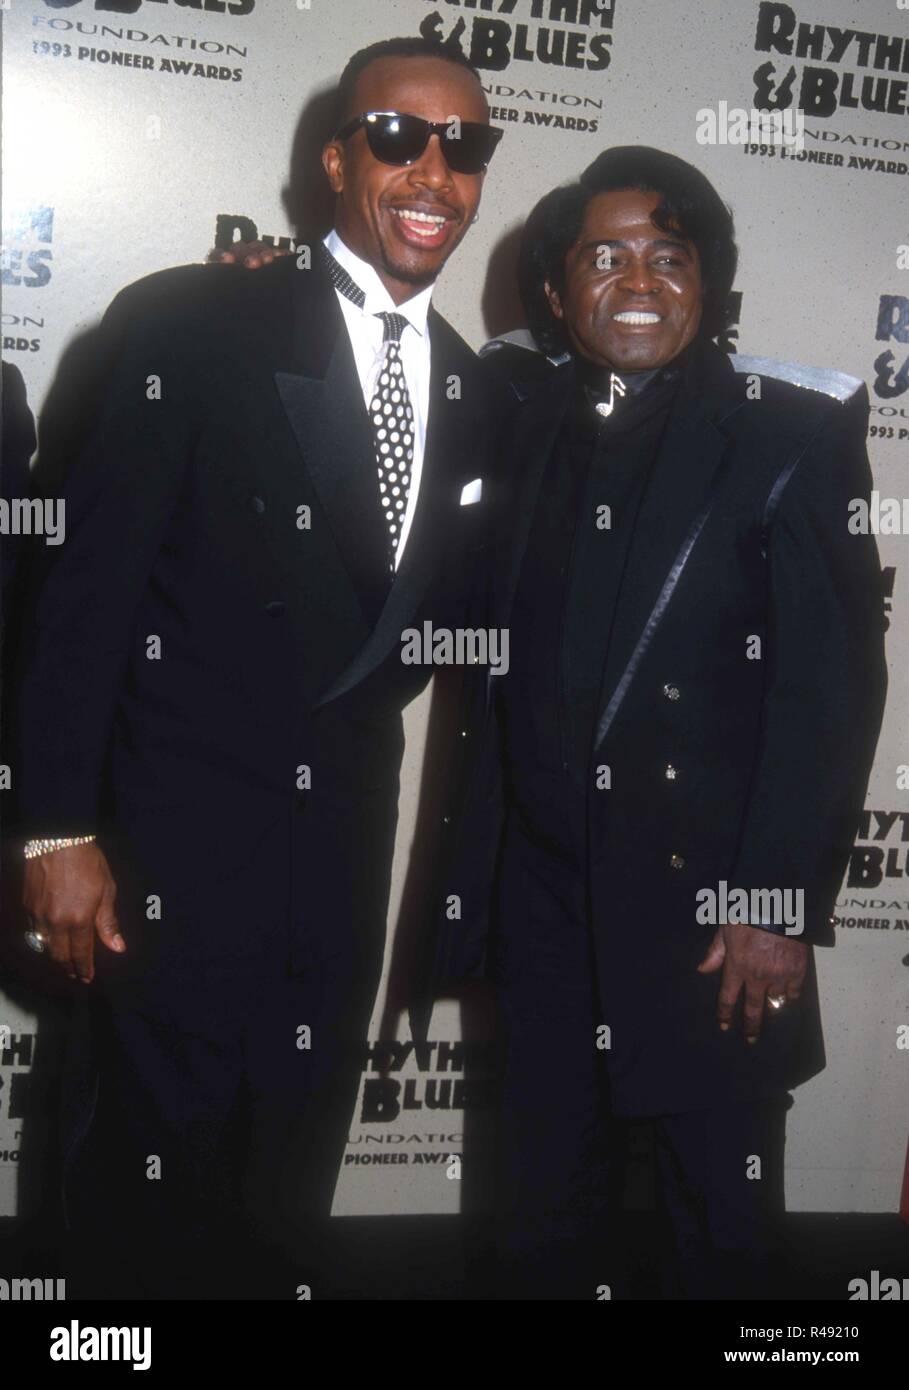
[323,229,433,569]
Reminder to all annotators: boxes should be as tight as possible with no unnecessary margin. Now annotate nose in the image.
[407,133,453,191]
[617,256,660,296]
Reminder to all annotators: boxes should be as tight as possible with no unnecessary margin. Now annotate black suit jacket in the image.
[426,339,887,1113]
[12,254,491,984]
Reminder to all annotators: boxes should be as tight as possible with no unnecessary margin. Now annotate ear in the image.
[543,279,564,321]
[322,140,344,194]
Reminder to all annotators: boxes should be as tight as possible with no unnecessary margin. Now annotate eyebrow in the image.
[578,236,692,255]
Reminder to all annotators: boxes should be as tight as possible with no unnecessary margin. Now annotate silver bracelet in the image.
[23,835,96,860]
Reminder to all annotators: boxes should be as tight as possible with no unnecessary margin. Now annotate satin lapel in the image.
[314,310,482,707]
[592,373,743,749]
[274,257,390,625]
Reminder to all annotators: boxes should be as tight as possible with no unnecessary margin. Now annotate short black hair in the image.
[519,146,738,357]
[334,37,484,132]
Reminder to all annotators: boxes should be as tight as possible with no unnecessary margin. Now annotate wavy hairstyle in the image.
[519,146,738,357]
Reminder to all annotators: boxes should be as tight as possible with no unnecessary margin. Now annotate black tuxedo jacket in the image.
[12,254,491,985]
[426,339,887,1113]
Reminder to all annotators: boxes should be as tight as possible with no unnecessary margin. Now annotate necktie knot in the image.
[377,311,409,345]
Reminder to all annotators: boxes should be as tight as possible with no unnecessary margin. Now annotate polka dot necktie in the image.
[370,312,415,565]
[322,245,415,569]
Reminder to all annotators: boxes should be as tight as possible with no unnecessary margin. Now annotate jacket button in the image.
[249,495,266,515]
[669,853,685,869]
[664,764,678,780]
[663,683,680,701]
[265,600,285,617]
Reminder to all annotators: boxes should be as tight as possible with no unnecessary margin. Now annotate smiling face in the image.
[546,189,704,372]
[322,56,489,304]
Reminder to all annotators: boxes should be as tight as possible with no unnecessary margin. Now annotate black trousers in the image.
[61,936,380,1300]
[493,815,790,1300]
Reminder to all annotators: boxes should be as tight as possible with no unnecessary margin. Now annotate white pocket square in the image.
[460,478,483,506]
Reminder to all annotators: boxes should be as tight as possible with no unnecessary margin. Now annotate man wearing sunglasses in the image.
[12,36,498,1298]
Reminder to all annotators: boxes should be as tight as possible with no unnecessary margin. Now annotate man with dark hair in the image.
[521,147,738,355]
[12,36,500,1298]
[431,146,886,1299]
[334,35,481,130]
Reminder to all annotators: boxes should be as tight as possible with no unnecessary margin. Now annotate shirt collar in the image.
[323,229,433,337]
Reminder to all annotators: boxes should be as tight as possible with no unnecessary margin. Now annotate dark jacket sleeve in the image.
[13,278,195,836]
[1,361,37,594]
[728,385,887,945]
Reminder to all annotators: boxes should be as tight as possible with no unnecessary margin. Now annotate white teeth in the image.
[390,208,447,227]
[614,311,662,324]
[398,222,441,238]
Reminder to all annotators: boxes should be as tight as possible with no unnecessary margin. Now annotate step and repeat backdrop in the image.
[2,0,907,1220]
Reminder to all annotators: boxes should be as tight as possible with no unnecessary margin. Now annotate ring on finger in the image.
[24,927,49,954]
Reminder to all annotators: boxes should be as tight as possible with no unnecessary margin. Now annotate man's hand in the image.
[23,843,124,984]
[697,922,808,1043]
[207,241,291,269]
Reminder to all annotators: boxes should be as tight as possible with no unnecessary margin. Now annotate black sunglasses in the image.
[333,111,503,175]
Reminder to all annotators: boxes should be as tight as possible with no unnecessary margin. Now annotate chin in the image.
[592,338,653,372]
[612,352,662,372]
[381,246,442,287]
